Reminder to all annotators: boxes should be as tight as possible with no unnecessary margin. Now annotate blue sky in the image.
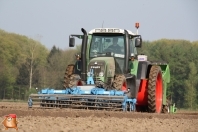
[0,0,197,50]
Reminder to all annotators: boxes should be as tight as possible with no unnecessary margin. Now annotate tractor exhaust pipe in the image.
[81,28,88,81]
[124,30,129,74]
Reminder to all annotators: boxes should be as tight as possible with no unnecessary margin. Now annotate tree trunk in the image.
[3,88,5,99]
[29,51,34,89]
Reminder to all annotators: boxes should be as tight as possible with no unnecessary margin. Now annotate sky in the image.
[0,0,198,50]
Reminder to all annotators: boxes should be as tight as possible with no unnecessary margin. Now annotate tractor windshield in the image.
[89,34,126,73]
[89,34,125,58]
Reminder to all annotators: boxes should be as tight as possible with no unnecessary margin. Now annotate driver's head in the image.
[113,38,118,45]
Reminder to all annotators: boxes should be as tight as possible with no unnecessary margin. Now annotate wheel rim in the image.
[155,73,163,113]
[122,82,127,91]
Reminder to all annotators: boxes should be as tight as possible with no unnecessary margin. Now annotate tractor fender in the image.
[136,61,152,79]
[150,61,170,83]
[124,74,137,98]
[135,61,167,80]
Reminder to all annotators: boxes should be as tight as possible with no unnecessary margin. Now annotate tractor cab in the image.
[88,30,141,75]
[68,27,142,90]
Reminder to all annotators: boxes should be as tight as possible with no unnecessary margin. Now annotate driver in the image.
[106,38,122,53]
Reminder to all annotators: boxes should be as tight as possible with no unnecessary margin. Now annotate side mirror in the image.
[69,36,75,47]
[135,37,142,47]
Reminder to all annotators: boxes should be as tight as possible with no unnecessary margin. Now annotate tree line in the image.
[0,29,198,109]
[0,29,79,100]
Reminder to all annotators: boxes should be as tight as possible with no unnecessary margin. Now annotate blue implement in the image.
[29,86,137,112]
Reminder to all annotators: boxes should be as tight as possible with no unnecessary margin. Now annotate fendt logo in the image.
[90,66,101,69]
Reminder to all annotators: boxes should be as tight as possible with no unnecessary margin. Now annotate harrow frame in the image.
[29,87,137,112]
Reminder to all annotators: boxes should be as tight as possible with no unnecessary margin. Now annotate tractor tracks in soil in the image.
[1,102,198,132]
[0,106,198,119]
[0,102,197,119]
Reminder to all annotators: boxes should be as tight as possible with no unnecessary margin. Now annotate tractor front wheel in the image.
[63,64,75,88]
[68,74,84,88]
[147,66,163,113]
[112,75,127,91]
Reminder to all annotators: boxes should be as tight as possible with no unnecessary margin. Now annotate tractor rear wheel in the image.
[147,65,163,113]
[63,64,75,88]
[112,75,127,91]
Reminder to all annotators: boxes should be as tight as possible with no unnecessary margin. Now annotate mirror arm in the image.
[70,34,83,39]
[132,35,141,38]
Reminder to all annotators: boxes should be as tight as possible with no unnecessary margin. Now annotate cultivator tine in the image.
[29,94,126,111]
[29,87,137,112]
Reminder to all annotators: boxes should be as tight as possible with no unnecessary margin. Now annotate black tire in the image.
[63,64,75,88]
[147,66,163,113]
[112,75,127,91]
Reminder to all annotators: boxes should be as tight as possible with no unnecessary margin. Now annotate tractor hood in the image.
[88,57,115,78]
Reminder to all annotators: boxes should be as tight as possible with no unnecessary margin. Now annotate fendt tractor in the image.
[29,23,177,113]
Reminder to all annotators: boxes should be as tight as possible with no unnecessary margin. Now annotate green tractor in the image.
[63,24,175,113]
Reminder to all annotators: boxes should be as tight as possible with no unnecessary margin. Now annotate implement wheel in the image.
[112,75,127,91]
[162,99,170,113]
[147,65,163,113]
[63,64,75,88]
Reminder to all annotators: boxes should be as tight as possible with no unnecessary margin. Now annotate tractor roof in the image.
[88,28,136,35]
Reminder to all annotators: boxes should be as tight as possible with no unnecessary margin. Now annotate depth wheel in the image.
[162,99,170,113]
[112,75,127,91]
[148,66,163,113]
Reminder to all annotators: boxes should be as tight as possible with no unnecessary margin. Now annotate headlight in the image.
[95,29,100,32]
[99,72,104,77]
[108,29,113,32]
[101,29,106,32]
[114,29,120,33]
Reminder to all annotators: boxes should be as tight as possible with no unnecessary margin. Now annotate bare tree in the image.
[27,34,43,89]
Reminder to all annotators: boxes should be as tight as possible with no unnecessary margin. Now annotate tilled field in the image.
[0,102,198,132]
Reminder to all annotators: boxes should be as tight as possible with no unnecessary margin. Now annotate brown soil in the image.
[0,102,198,132]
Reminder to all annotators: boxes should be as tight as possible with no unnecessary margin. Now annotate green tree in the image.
[184,62,198,109]
[45,46,79,89]
[0,29,48,99]
[0,65,15,99]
